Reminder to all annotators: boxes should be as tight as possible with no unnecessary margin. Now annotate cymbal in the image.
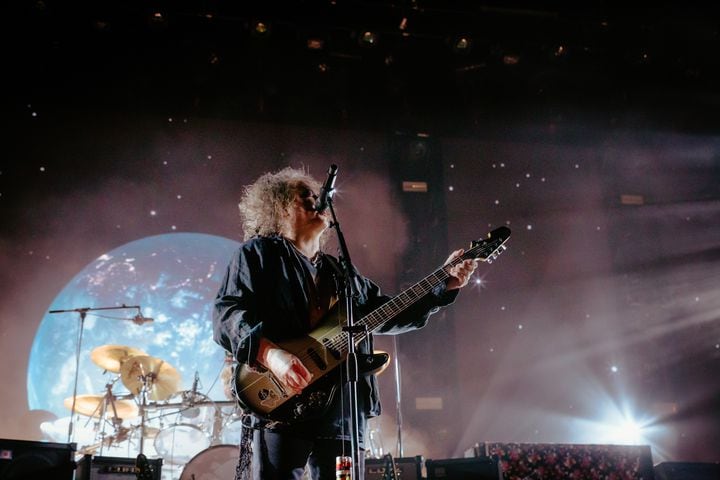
[120,355,181,401]
[64,394,139,419]
[90,345,147,373]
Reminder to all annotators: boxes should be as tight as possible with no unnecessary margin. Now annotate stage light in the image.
[454,36,472,53]
[360,31,378,47]
[503,54,520,65]
[590,403,656,446]
[255,22,268,34]
[614,419,644,444]
[148,11,168,30]
[307,38,324,50]
[251,20,271,38]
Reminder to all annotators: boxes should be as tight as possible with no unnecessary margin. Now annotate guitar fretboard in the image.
[323,228,508,354]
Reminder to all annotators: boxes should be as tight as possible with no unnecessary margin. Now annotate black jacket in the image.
[213,235,456,440]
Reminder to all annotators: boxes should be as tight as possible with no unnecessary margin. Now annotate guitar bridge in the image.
[266,372,289,398]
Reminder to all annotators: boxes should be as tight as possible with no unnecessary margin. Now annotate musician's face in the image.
[284,182,329,237]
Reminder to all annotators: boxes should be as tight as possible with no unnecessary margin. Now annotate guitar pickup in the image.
[307,348,327,371]
[321,338,342,360]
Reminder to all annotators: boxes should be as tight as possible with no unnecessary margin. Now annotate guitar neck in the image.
[353,246,485,345]
[360,265,452,335]
[328,226,509,354]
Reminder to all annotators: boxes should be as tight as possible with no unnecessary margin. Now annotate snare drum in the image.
[180,444,238,480]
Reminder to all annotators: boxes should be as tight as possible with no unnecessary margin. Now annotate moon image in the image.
[26,232,241,474]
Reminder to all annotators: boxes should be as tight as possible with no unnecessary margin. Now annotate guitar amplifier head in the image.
[75,454,163,480]
[365,455,424,480]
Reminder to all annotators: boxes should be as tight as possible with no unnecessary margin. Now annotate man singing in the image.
[213,166,477,479]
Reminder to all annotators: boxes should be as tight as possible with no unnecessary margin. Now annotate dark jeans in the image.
[252,429,365,480]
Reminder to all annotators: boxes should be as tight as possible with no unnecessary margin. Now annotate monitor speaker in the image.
[76,454,163,480]
[426,457,503,480]
[654,461,720,480]
[0,438,76,480]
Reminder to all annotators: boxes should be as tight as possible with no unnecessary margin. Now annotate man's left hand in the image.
[444,249,478,290]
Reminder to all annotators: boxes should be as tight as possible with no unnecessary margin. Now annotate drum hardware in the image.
[64,376,141,457]
[119,355,180,456]
[52,336,258,473]
[153,383,217,466]
[48,305,149,444]
[120,355,181,402]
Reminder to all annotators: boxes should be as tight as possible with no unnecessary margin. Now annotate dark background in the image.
[2,0,719,465]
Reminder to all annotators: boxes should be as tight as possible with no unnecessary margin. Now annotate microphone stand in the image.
[48,304,144,444]
[325,193,365,480]
[392,335,404,458]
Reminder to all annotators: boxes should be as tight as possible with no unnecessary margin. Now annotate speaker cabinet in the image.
[76,454,163,480]
[654,461,720,480]
[426,457,503,480]
[0,438,76,480]
[366,455,424,480]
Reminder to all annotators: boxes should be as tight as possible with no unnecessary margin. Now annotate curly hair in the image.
[238,166,323,240]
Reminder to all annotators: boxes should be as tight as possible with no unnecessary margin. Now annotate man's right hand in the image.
[257,338,313,393]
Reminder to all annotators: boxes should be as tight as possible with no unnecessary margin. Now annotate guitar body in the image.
[234,311,391,423]
[234,314,346,423]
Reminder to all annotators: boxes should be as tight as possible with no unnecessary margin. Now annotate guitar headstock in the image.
[468,226,511,263]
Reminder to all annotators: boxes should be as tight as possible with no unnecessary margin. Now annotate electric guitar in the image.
[233,226,511,423]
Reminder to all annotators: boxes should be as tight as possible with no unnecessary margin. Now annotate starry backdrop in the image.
[1,0,720,469]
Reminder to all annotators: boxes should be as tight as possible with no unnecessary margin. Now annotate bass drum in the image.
[180,444,238,480]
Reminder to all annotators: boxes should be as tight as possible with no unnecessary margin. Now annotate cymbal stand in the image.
[98,378,125,456]
[48,304,142,444]
[136,370,157,455]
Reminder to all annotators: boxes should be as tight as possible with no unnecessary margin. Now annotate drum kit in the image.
[42,344,394,479]
[43,344,242,480]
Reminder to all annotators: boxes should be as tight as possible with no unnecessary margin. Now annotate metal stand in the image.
[48,304,145,444]
[324,172,364,480]
[391,335,404,457]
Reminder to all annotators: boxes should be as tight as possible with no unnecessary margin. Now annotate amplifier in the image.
[366,455,424,480]
[0,438,76,480]
[426,457,503,480]
[76,454,163,480]
[654,462,720,480]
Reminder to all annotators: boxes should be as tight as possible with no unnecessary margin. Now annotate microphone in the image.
[314,164,338,213]
[132,314,154,325]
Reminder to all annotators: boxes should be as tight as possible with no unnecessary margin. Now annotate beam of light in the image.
[566,392,673,461]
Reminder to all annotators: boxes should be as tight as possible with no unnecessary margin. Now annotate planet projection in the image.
[27,232,242,477]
